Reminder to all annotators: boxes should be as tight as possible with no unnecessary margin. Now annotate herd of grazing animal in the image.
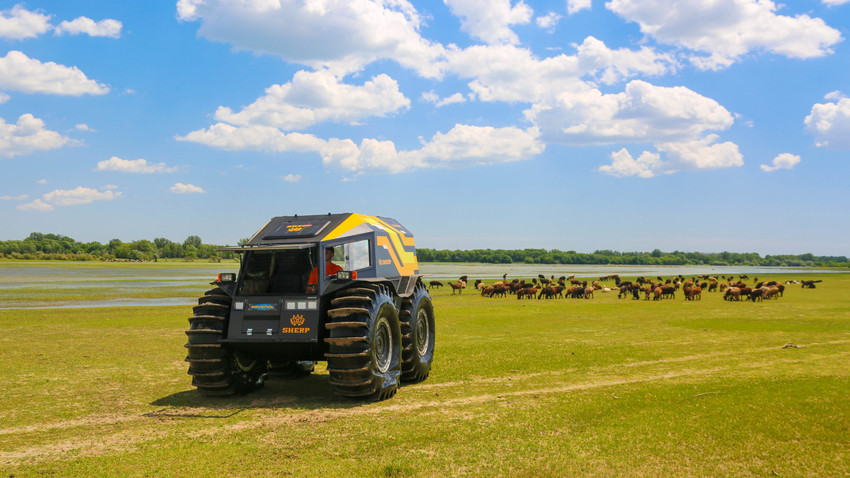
[431,273,820,303]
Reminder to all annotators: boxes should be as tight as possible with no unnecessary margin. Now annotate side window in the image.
[343,240,371,270]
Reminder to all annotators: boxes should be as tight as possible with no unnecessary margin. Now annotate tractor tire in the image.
[184,288,267,396]
[400,280,435,383]
[324,284,401,400]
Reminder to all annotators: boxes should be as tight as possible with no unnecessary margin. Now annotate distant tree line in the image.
[0,233,240,262]
[416,248,850,268]
[2,234,847,267]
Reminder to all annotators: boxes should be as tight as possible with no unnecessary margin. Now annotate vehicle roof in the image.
[245,213,413,247]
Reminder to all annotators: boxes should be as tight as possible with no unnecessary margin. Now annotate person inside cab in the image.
[306,246,342,293]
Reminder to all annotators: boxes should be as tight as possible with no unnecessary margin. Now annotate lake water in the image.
[0,261,843,309]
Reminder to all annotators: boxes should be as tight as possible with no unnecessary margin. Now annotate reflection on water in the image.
[0,261,843,309]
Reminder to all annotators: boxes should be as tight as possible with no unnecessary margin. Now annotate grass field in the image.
[1,265,848,477]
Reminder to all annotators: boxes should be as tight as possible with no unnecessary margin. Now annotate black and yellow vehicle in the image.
[184,213,435,400]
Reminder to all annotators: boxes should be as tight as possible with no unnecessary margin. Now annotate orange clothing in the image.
[307,262,343,285]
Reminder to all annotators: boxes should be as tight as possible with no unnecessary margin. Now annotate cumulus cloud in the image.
[761,153,800,172]
[599,148,662,178]
[0,113,76,158]
[527,80,734,145]
[17,198,53,211]
[536,12,561,32]
[0,92,8,104]
[446,38,675,105]
[94,156,177,173]
[282,174,302,183]
[805,96,850,149]
[177,0,445,77]
[75,123,94,132]
[214,70,409,130]
[599,135,742,177]
[444,0,533,45]
[0,4,51,40]
[179,122,543,174]
[0,51,109,95]
[606,0,843,70]
[170,183,205,194]
[17,186,121,211]
[0,194,28,200]
[55,17,122,38]
[423,92,467,108]
[567,0,592,15]
[822,0,850,5]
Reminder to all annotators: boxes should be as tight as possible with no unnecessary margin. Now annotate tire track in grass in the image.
[1,341,848,466]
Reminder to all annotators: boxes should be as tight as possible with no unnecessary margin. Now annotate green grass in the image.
[0,271,848,476]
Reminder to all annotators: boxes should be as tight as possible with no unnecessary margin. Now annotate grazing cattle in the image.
[763,286,781,300]
[653,287,663,301]
[428,280,444,290]
[538,287,557,300]
[517,287,537,299]
[801,280,822,289]
[481,286,494,297]
[686,287,702,301]
[474,279,483,290]
[584,286,594,299]
[708,282,718,293]
[724,287,741,301]
[661,285,676,299]
[567,285,584,299]
[448,281,464,295]
[748,288,764,302]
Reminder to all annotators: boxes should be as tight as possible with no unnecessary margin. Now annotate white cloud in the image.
[94,156,177,173]
[446,39,675,105]
[599,148,662,178]
[18,186,121,211]
[282,174,302,182]
[179,122,543,174]
[599,135,742,177]
[0,51,109,96]
[421,91,466,107]
[75,123,94,132]
[0,113,76,158]
[54,17,122,38]
[0,4,51,40]
[822,0,850,5]
[761,153,800,172]
[170,183,205,194]
[214,70,409,130]
[444,0,533,45]
[805,97,850,149]
[527,80,734,145]
[37,179,47,184]
[606,0,843,70]
[177,0,446,77]
[43,186,120,205]
[536,12,561,32]
[655,135,743,172]
[567,0,592,15]
[436,93,467,107]
[0,194,28,200]
[17,198,53,211]
[0,92,8,104]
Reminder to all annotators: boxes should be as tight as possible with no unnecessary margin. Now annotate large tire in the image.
[184,288,267,396]
[324,284,401,400]
[400,280,435,383]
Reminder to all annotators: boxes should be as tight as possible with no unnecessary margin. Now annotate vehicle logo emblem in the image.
[290,314,305,326]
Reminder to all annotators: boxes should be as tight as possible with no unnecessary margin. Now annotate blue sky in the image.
[1,0,848,255]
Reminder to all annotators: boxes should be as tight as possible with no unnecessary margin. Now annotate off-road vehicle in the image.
[184,213,435,400]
